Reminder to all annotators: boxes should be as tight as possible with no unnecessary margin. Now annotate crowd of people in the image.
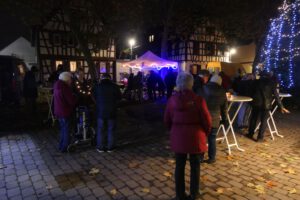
[123,69,177,101]
[22,64,290,200]
[164,69,290,200]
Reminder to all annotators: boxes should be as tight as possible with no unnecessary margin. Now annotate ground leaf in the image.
[280,164,287,168]
[163,172,172,178]
[128,162,139,168]
[255,185,265,194]
[141,188,150,193]
[226,156,234,160]
[283,168,296,174]
[289,188,297,194]
[200,176,208,182]
[216,188,224,194]
[267,169,277,175]
[266,181,277,188]
[260,153,272,158]
[257,177,266,182]
[247,183,255,188]
[167,159,175,164]
[88,168,100,176]
[110,189,117,196]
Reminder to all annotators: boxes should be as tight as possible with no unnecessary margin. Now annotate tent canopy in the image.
[122,51,178,70]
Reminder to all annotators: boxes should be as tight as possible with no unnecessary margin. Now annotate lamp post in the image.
[128,38,136,60]
[229,48,237,62]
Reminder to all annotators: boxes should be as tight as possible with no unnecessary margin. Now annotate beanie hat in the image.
[210,74,222,86]
[59,72,72,82]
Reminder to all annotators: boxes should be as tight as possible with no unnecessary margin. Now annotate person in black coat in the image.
[164,69,177,99]
[23,66,38,113]
[93,73,122,152]
[201,74,228,164]
[147,70,158,100]
[246,72,289,142]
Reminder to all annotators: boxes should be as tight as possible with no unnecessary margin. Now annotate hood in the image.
[171,90,196,111]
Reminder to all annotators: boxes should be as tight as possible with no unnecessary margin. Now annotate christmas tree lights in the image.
[260,0,300,88]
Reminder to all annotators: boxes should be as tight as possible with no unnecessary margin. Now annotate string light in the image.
[260,0,300,88]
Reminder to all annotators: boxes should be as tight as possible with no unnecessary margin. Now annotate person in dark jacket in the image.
[246,72,289,142]
[146,70,158,100]
[133,72,143,102]
[157,74,166,99]
[164,69,177,99]
[94,74,122,152]
[164,72,212,200]
[195,70,210,97]
[53,72,77,152]
[23,66,38,113]
[202,74,227,164]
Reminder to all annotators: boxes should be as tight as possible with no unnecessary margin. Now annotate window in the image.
[193,41,200,55]
[55,61,63,69]
[149,35,155,43]
[70,61,77,72]
[205,43,215,56]
[174,42,180,56]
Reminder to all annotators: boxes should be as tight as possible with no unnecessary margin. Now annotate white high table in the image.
[39,87,56,125]
[217,95,253,155]
[255,93,292,140]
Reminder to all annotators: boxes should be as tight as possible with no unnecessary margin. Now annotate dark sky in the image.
[0,11,30,50]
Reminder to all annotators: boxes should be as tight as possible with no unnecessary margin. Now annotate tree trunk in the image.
[252,38,264,73]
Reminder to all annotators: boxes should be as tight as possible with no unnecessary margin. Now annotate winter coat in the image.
[203,82,228,128]
[164,90,212,154]
[251,77,283,110]
[93,79,122,119]
[54,80,77,118]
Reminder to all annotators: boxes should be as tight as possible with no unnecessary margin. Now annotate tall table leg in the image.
[225,102,245,155]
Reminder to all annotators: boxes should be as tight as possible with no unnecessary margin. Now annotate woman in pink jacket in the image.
[164,72,212,200]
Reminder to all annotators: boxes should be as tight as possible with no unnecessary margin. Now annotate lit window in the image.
[55,61,63,69]
[149,35,155,42]
[70,61,77,72]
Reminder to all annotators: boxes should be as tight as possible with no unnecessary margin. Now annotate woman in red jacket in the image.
[164,72,212,200]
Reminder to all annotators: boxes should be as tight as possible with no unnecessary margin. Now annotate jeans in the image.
[175,153,201,199]
[97,118,116,149]
[208,128,218,160]
[58,118,70,152]
[248,107,269,140]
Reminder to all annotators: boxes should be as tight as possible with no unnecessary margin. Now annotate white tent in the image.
[122,51,178,70]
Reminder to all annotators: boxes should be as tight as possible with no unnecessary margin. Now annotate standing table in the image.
[255,93,292,140]
[39,87,55,125]
[217,95,253,155]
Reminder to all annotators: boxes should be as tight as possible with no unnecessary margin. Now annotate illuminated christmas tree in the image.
[260,0,300,88]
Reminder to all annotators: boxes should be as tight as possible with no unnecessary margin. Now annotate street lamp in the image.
[229,48,237,62]
[128,38,136,60]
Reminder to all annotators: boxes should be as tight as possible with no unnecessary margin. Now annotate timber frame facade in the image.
[33,8,116,83]
[142,18,229,72]
[167,19,229,72]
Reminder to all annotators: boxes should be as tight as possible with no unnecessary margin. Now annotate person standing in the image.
[246,72,289,142]
[53,72,77,152]
[146,70,158,100]
[94,73,122,153]
[23,66,38,114]
[164,72,212,200]
[164,69,177,99]
[202,74,228,164]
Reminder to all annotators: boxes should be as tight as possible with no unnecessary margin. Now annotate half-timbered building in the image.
[32,8,116,83]
[142,19,230,73]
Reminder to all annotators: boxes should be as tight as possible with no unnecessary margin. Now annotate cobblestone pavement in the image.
[1,108,300,200]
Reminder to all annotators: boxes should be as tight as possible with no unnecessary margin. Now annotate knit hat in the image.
[59,72,72,82]
[210,74,222,86]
